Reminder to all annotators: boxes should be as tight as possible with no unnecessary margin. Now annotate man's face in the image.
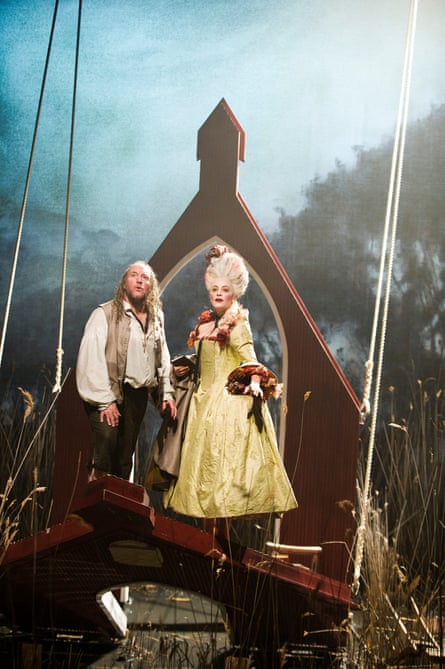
[123,263,151,304]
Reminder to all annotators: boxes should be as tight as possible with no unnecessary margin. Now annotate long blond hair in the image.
[112,261,162,322]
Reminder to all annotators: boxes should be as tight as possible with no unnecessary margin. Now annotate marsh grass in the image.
[0,377,56,560]
[351,378,445,667]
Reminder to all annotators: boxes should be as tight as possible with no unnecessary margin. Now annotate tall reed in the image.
[351,378,445,666]
[0,378,56,560]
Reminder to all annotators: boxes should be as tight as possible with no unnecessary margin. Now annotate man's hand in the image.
[100,402,121,427]
[173,364,190,379]
[162,398,177,420]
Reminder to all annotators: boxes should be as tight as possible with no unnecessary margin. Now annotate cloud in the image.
[1,0,445,387]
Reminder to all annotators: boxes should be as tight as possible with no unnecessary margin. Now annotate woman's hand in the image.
[244,374,263,398]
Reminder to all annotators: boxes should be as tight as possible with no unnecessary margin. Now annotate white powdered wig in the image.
[204,245,249,299]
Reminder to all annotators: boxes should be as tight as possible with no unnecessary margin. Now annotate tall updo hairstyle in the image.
[204,245,249,299]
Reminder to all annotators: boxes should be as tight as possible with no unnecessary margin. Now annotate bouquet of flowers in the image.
[226,363,283,401]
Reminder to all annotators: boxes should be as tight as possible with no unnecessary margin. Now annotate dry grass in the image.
[350,377,445,667]
[0,379,56,561]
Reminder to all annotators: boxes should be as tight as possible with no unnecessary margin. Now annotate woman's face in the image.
[209,278,235,316]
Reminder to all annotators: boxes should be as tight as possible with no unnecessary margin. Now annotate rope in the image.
[0,1,60,370]
[53,0,83,393]
[353,0,418,592]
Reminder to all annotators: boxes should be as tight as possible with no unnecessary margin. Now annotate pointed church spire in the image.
[197,98,246,195]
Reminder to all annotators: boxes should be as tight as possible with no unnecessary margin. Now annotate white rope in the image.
[0,1,60,370]
[354,0,418,592]
[53,0,82,393]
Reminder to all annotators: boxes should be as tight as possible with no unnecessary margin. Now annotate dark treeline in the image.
[270,104,445,407]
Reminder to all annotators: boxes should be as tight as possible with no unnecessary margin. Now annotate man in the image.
[76,261,176,481]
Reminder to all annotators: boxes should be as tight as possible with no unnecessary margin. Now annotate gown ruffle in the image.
[165,315,297,518]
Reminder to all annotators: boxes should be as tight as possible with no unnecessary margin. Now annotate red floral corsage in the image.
[187,306,244,349]
[226,363,283,401]
[187,309,215,348]
[215,327,230,347]
[198,309,214,325]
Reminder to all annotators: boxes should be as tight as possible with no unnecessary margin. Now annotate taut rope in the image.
[354,0,418,592]
[53,0,83,393]
[0,0,82,394]
[0,0,60,370]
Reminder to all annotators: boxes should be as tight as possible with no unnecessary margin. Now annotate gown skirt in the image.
[165,322,297,519]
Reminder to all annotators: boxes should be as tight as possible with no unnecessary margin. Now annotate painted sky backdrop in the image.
[1,0,445,385]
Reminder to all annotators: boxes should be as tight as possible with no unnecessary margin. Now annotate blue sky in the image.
[1,0,444,246]
[0,0,444,381]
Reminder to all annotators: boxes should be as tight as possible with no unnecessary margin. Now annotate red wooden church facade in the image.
[149,98,360,581]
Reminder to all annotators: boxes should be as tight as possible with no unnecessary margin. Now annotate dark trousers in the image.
[84,384,149,480]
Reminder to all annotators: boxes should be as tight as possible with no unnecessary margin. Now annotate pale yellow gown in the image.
[165,312,297,518]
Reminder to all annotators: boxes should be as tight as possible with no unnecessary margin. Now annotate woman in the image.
[164,245,297,519]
